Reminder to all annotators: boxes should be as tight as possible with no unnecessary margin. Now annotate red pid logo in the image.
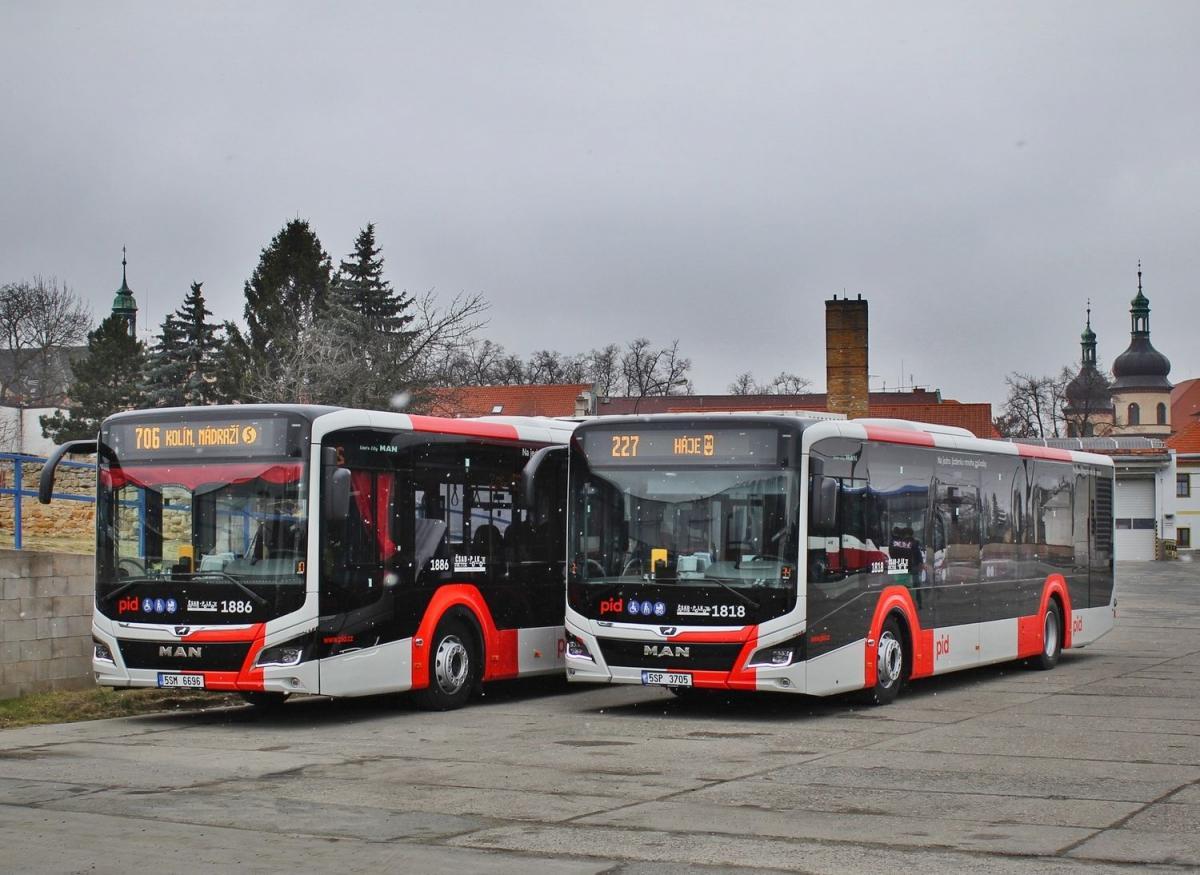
[1072,615,1083,634]
[935,634,951,659]
[117,596,140,615]
[599,597,624,616]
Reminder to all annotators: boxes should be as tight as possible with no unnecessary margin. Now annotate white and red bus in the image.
[40,405,575,709]
[563,415,1116,703]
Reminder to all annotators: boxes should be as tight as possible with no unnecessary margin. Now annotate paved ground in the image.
[2,560,1199,874]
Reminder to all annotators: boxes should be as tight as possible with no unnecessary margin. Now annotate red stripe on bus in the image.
[182,624,265,643]
[1018,574,1074,657]
[408,415,520,440]
[1016,444,1074,462]
[685,668,759,690]
[862,426,936,447]
[865,586,933,685]
[668,627,756,644]
[410,583,511,689]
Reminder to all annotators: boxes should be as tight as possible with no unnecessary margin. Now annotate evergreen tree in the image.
[142,310,189,407]
[41,315,146,442]
[331,223,414,336]
[143,282,225,407]
[241,219,331,357]
[232,219,333,401]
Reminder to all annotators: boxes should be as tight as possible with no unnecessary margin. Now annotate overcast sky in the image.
[3,2,1198,407]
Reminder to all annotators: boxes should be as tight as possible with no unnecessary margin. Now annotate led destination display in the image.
[106,417,292,460]
[582,427,780,465]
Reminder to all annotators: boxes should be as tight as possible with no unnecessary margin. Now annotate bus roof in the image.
[571,412,1114,469]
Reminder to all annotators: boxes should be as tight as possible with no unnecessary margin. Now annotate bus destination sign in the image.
[107,418,290,460]
[583,427,779,466]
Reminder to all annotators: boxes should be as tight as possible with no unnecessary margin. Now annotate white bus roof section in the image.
[310,409,578,445]
[800,418,1115,469]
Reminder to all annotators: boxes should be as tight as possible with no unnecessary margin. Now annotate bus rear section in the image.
[42,405,575,709]
[563,416,1116,703]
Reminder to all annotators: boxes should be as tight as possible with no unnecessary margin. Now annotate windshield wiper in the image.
[700,577,761,609]
[183,571,269,606]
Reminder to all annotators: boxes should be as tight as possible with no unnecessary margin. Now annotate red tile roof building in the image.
[423,384,594,418]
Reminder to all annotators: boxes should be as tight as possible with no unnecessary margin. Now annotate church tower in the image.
[111,247,138,338]
[1110,263,1172,438]
[1064,303,1113,436]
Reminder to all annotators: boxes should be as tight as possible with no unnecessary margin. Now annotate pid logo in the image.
[599,597,624,616]
[935,634,951,659]
[117,596,140,615]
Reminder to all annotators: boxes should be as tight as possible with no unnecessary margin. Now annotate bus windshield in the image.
[571,465,800,588]
[96,460,307,600]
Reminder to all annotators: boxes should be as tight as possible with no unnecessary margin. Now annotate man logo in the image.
[659,626,677,636]
[159,645,202,658]
[644,644,689,658]
[174,626,191,637]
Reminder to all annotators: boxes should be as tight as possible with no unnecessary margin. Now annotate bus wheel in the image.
[415,618,478,711]
[865,615,905,706]
[1033,600,1063,670]
[239,691,289,710]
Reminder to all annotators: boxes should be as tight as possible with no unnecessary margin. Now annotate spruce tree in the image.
[232,219,332,402]
[41,315,146,442]
[142,310,189,407]
[142,282,225,407]
[331,223,414,336]
[242,218,332,359]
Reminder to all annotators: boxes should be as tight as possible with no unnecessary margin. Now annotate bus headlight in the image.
[565,632,594,662]
[93,640,114,663]
[747,635,805,668]
[255,642,304,668]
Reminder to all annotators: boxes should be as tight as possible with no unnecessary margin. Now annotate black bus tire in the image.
[1033,599,1063,671]
[864,615,906,706]
[414,618,479,711]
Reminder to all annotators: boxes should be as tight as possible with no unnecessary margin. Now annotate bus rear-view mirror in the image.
[324,467,352,523]
[811,476,838,532]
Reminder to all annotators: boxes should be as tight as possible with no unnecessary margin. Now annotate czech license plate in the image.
[641,670,692,687]
[157,673,204,689]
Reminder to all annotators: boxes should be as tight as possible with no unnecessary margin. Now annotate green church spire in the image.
[111,246,138,337]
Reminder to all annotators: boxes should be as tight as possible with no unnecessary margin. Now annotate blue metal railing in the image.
[0,452,96,551]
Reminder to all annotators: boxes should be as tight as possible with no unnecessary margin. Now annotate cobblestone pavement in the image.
[2,560,1198,873]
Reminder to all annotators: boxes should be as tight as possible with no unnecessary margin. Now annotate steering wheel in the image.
[621,557,644,577]
[118,557,145,577]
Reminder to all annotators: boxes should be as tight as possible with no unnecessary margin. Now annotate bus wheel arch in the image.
[414,611,481,711]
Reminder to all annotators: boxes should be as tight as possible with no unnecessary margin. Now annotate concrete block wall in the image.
[0,549,94,699]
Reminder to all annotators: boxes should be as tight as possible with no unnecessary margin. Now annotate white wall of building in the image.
[0,406,64,456]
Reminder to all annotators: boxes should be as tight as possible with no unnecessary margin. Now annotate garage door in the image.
[1115,478,1156,561]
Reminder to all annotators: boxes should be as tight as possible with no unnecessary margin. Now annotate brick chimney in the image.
[826,294,869,420]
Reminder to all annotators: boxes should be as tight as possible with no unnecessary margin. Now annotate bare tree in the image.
[0,276,91,407]
[728,372,757,395]
[588,344,621,396]
[621,337,692,398]
[241,288,490,407]
[765,371,813,394]
[727,370,813,395]
[996,371,1070,438]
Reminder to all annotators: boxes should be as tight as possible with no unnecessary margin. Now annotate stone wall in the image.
[0,457,96,553]
[0,549,94,699]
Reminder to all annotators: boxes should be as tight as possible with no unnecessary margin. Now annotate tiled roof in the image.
[867,403,998,439]
[424,384,591,418]
[1171,378,1200,430]
[1168,419,1200,455]
[598,388,944,416]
